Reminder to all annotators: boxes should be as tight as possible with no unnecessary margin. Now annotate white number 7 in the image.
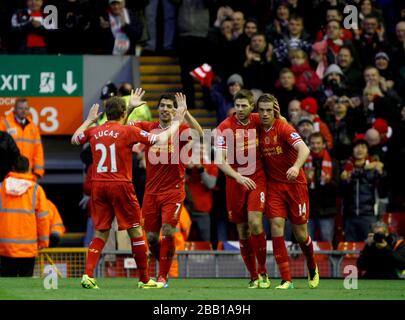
[174,203,182,219]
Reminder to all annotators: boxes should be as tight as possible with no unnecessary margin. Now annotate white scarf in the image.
[109,9,130,55]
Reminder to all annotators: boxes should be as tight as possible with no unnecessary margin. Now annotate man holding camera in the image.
[357,221,405,279]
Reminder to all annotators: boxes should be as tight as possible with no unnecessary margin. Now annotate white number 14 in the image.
[298,203,307,216]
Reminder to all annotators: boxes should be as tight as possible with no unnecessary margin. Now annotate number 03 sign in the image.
[1,97,83,135]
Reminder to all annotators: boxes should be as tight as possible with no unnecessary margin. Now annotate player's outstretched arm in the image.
[286,141,310,181]
[216,148,256,190]
[155,93,187,145]
[184,111,204,137]
[71,104,101,145]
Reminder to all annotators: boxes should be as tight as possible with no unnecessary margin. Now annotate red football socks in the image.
[85,237,105,277]
[239,239,258,280]
[251,232,267,274]
[272,236,292,282]
[130,236,149,283]
[299,235,317,270]
[158,235,175,279]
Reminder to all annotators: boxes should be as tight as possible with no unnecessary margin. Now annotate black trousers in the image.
[0,256,36,277]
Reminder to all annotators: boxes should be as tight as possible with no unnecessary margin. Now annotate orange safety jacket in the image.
[48,200,65,236]
[0,172,50,258]
[168,207,192,278]
[0,113,45,177]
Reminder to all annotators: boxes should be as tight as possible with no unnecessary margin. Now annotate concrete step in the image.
[145,91,203,100]
[140,65,181,74]
[141,74,181,83]
[139,56,179,65]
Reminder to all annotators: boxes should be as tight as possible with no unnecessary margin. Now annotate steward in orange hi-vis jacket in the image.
[0,99,45,178]
[48,200,65,247]
[0,156,49,277]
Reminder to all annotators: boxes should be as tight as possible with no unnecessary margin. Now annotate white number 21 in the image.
[95,143,117,173]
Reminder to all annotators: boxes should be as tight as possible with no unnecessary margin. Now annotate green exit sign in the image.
[0,55,83,97]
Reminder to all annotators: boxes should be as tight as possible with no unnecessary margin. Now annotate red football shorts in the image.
[91,181,141,231]
[265,181,310,225]
[226,170,266,224]
[142,191,185,232]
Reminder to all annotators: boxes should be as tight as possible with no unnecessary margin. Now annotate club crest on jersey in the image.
[290,132,300,140]
[140,130,149,137]
[264,136,270,144]
[217,136,226,146]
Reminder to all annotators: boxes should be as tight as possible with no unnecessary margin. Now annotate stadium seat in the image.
[184,241,213,251]
[337,242,365,276]
[382,212,405,237]
[314,242,333,277]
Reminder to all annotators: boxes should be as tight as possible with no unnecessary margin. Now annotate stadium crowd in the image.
[1,0,405,254]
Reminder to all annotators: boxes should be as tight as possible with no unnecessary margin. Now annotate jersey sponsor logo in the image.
[140,130,150,137]
[217,136,226,146]
[290,132,300,140]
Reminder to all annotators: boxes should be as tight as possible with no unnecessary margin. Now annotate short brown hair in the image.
[158,94,177,109]
[308,132,326,143]
[256,93,280,117]
[234,89,255,105]
[15,98,28,107]
[105,96,126,120]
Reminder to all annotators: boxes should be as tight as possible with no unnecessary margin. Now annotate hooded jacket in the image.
[0,172,50,257]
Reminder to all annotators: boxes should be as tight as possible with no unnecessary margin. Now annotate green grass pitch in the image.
[0,278,405,300]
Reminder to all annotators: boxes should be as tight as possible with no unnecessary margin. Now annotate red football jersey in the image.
[134,121,190,194]
[260,119,307,184]
[76,121,156,182]
[215,113,263,176]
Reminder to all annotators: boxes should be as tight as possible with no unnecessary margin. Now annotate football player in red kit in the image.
[72,95,186,289]
[257,93,319,289]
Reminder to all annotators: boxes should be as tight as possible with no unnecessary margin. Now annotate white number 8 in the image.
[260,192,265,203]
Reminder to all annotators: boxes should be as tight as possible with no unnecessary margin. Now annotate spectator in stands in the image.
[231,11,245,40]
[265,2,290,41]
[0,155,50,277]
[305,132,338,242]
[325,96,365,163]
[144,0,177,53]
[0,129,20,182]
[202,73,242,124]
[300,97,334,149]
[272,14,313,66]
[374,52,395,90]
[337,45,363,95]
[273,68,304,116]
[315,7,353,43]
[393,21,405,73]
[287,99,302,126]
[297,116,315,145]
[361,69,401,125]
[317,64,348,107]
[243,18,258,39]
[341,135,384,242]
[310,40,329,79]
[177,0,212,108]
[97,0,143,55]
[358,221,405,279]
[0,98,45,179]
[354,14,388,67]
[242,33,278,92]
[185,144,218,241]
[56,0,93,54]
[10,0,54,54]
[288,48,322,95]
